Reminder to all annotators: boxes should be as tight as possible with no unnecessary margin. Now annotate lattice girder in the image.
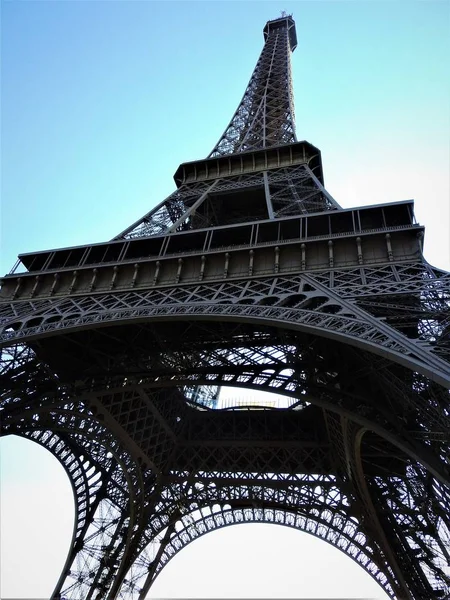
[5,325,449,486]
[114,159,339,240]
[2,265,449,388]
[124,476,400,600]
[1,11,450,600]
[209,16,297,157]
[0,389,157,599]
[2,323,450,597]
[76,342,450,487]
[3,377,403,599]
[2,326,450,597]
[1,270,448,476]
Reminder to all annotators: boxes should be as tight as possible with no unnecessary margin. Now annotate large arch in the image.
[3,302,449,388]
[2,263,449,388]
[156,507,393,595]
[122,498,396,598]
[0,290,445,598]
[0,434,391,599]
[0,435,74,598]
[149,522,393,598]
[0,398,154,600]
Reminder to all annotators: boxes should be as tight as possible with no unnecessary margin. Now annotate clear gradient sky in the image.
[1,0,449,598]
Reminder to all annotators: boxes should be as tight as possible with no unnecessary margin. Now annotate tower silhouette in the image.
[1,14,450,600]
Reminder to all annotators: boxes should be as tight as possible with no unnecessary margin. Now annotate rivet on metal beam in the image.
[385,233,393,262]
[301,243,306,270]
[274,246,280,273]
[131,264,140,288]
[153,261,161,285]
[110,266,119,290]
[69,271,78,294]
[356,237,363,265]
[175,258,183,284]
[199,255,206,281]
[248,250,255,276]
[12,277,22,299]
[50,273,60,296]
[328,240,334,268]
[30,275,40,298]
[224,253,230,278]
[89,269,98,292]
[416,230,424,253]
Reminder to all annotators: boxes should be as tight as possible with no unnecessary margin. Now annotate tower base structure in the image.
[1,16,450,600]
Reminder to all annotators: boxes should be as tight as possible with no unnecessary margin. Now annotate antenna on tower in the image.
[281,10,287,17]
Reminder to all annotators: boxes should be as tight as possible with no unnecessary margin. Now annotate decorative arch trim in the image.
[3,302,449,388]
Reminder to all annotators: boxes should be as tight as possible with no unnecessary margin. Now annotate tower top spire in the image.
[264,14,297,51]
[209,15,297,157]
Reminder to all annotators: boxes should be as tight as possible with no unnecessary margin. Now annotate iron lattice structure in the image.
[1,15,450,600]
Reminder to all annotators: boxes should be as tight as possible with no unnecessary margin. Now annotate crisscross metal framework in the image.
[209,15,297,157]
[1,14,450,600]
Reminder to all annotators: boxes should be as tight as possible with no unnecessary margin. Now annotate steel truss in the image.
[115,162,340,241]
[1,14,449,600]
[209,15,297,157]
[1,320,450,598]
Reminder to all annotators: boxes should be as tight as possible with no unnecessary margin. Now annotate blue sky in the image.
[2,0,449,272]
[1,0,449,598]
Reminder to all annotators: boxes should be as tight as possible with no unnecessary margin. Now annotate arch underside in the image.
[1,427,404,599]
[2,410,156,600]
[125,497,396,598]
[1,320,450,598]
[1,259,449,599]
[6,311,447,470]
[2,264,449,387]
[4,423,450,600]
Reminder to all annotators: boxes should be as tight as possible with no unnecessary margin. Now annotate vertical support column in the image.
[263,172,275,219]
[274,246,280,273]
[199,255,206,281]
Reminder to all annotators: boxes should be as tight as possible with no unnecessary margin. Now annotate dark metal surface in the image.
[1,15,449,600]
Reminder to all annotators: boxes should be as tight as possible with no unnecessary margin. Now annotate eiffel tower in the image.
[1,14,450,600]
